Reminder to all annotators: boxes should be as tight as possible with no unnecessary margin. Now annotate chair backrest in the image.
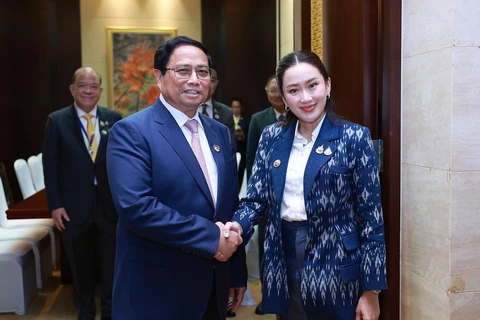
[0,162,14,207]
[13,158,36,199]
[27,155,45,192]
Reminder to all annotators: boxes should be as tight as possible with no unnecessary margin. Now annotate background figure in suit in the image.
[230,97,250,191]
[43,67,122,320]
[106,36,247,320]
[198,61,236,145]
[229,51,387,319]
[245,75,286,315]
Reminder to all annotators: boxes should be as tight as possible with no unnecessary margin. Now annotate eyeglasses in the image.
[165,66,212,80]
[267,89,280,95]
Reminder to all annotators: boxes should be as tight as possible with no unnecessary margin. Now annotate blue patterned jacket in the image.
[233,116,387,319]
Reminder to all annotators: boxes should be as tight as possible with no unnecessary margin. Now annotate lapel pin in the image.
[100,121,105,127]
[273,159,281,168]
[105,121,109,126]
[324,147,332,156]
[214,114,220,119]
[213,145,220,152]
[316,145,324,155]
[101,130,108,135]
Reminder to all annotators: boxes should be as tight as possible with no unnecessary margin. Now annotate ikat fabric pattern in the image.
[234,117,387,318]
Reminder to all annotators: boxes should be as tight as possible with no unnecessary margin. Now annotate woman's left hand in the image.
[355,291,380,320]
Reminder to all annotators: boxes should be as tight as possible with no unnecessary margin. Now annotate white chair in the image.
[13,159,36,199]
[0,180,52,289]
[27,155,45,192]
[1,174,57,270]
[0,239,37,315]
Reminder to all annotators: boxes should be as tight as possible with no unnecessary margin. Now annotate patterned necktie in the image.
[82,114,98,161]
[278,114,286,122]
[184,119,215,205]
[201,104,209,117]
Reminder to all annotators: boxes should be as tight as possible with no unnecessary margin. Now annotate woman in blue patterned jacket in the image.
[228,51,387,319]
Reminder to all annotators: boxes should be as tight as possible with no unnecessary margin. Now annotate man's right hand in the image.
[52,207,70,231]
[215,222,243,261]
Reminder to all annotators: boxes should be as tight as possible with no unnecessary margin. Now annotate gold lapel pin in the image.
[100,121,105,127]
[316,145,324,155]
[213,145,220,152]
[273,159,281,168]
[324,147,332,156]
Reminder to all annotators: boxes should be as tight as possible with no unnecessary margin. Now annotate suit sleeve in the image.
[107,119,220,259]
[352,127,388,291]
[42,114,63,211]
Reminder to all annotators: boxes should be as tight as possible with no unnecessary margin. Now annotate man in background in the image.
[106,36,246,320]
[245,74,286,316]
[230,97,250,190]
[43,67,122,320]
[198,62,236,146]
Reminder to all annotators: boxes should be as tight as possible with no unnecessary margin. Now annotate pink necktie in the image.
[184,119,215,205]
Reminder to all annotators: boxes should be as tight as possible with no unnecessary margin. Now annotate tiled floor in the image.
[0,271,275,320]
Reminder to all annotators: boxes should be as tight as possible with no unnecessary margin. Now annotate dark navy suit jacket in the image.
[107,98,247,320]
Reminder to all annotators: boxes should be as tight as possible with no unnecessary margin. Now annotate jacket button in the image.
[311,216,319,222]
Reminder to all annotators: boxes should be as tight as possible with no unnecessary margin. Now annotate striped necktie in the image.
[82,114,98,161]
[201,104,209,116]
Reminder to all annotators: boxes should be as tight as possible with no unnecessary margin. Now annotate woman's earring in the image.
[285,104,290,112]
[326,94,331,100]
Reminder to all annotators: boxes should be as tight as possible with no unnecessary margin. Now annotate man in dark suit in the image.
[245,74,286,315]
[198,63,236,145]
[106,36,247,320]
[230,97,250,190]
[43,67,122,320]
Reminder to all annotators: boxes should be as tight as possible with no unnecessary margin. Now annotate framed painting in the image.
[106,27,177,117]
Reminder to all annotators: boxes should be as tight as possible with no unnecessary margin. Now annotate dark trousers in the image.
[276,220,320,320]
[202,275,222,320]
[62,188,117,320]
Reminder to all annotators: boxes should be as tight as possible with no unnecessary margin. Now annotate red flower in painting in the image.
[142,84,160,105]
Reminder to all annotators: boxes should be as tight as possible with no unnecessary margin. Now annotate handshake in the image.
[214,221,243,262]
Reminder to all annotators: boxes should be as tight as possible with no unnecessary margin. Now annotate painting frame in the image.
[106,26,177,117]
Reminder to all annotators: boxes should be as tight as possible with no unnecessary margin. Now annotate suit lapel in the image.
[67,105,92,161]
[303,117,340,198]
[95,107,109,163]
[153,102,215,209]
[270,124,296,206]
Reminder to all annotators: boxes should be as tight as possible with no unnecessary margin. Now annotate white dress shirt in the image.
[281,114,326,222]
[161,95,218,200]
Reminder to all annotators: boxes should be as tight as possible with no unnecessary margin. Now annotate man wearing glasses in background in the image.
[106,36,247,320]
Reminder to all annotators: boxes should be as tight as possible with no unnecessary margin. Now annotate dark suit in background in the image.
[43,67,122,320]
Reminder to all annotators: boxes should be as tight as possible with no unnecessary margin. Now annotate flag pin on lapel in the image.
[273,159,281,168]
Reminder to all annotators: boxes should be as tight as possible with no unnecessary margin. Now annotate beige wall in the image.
[401,0,480,318]
[80,0,202,108]
[279,0,294,60]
